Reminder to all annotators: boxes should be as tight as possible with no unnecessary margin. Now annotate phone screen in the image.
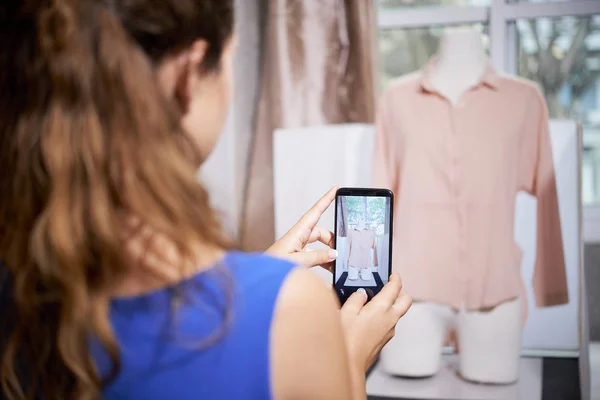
[333,188,393,304]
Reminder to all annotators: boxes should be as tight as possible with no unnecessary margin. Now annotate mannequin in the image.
[429,27,488,105]
[378,28,523,384]
[346,218,378,282]
[356,218,366,231]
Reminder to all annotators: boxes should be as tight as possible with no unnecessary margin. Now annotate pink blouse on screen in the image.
[347,229,378,269]
[373,61,568,310]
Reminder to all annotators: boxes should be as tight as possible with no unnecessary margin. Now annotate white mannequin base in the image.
[367,355,542,400]
[348,266,358,280]
[348,266,375,281]
[379,298,521,384]
[360,268,373,281]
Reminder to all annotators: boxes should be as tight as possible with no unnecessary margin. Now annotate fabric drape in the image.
[240,0,376,250]
[339,196,348,238]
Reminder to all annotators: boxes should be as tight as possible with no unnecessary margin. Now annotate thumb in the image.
[288,249,338,268]
[342,288,368,315]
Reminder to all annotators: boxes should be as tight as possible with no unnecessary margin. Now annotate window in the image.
[511,0,590,3]
[345,197,388,236]
[516,15,600,203]
[379,24,488,89]
[376,0,600,238]
[380,0,490,8]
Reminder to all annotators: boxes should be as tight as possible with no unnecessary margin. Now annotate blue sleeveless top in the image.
[91,252,296,399]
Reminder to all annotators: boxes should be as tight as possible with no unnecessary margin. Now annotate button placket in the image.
[452,96,469,305]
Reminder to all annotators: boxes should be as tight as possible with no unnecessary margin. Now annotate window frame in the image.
[376,0,600,243]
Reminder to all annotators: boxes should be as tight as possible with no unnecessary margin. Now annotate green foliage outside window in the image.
[345,196,386,236]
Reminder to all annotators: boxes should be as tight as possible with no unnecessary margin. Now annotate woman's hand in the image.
[266,187,338,269]
[340,273,412,372]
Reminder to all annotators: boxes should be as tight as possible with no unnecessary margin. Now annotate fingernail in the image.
[357,288,367,297]
[328,249,338,260]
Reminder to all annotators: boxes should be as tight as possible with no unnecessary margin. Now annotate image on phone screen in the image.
[333,188,393,304]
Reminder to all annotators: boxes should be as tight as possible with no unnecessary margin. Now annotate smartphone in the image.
[333,188,394,305]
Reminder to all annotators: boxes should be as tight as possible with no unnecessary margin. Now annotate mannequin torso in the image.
[379,28,523,384]
[429,28,487,105]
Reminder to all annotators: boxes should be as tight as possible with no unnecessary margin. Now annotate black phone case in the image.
[333,187,394,305]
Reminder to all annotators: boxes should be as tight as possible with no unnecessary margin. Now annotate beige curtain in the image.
[240,0,377,251]
[339,196,348,238]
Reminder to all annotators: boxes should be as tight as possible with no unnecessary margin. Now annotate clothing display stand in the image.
[367,120,588,400]
[272,120,588,399]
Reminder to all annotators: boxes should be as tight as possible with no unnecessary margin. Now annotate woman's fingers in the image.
[267,187,337,263]
[342,288,368,316]
[307,226,334,247]
[285,248,338,268]
[392,291,413,318]
[370,272,402,308]
[288,187,337,238]
[270,225,335,268]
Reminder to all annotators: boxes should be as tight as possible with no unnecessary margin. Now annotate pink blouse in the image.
[373,61,569,310]
[347,229,378,268]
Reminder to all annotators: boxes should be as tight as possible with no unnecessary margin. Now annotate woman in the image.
[0,0,412,399]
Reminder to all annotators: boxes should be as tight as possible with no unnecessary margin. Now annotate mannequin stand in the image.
[380,298,522,384]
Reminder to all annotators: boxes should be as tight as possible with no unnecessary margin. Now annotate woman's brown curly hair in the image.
[0,0,234,398]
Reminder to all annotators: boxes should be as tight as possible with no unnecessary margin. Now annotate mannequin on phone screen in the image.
[346,218,378,282]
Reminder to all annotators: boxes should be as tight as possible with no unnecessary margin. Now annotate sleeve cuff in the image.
[535,292,569,307]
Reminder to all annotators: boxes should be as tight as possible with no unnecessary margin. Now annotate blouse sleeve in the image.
[520,88,569,307]
[372,91,398,192]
